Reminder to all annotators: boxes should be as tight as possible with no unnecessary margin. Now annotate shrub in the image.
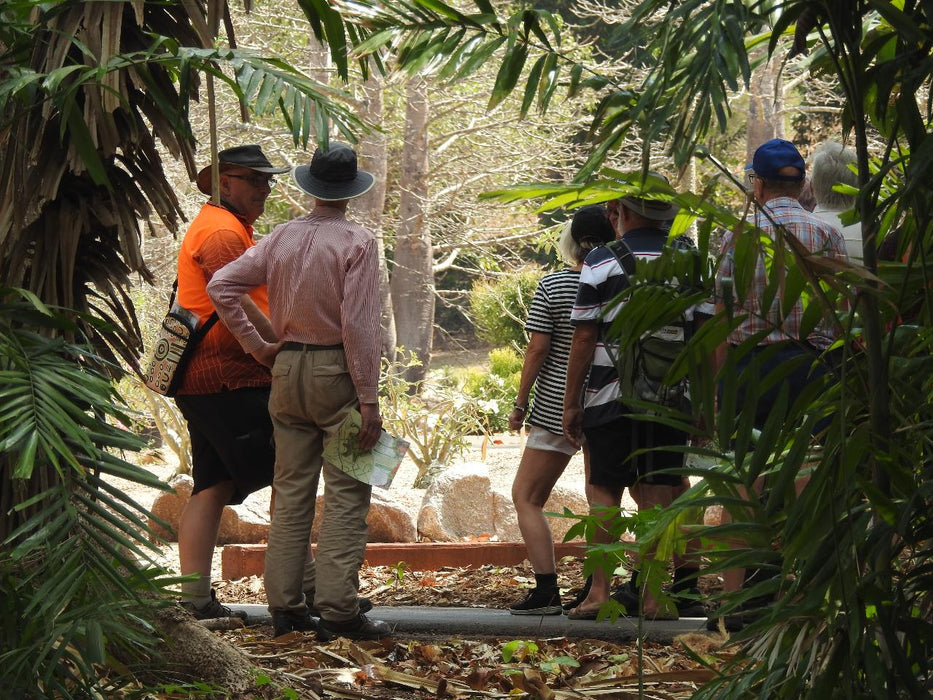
[469,268,542,350]
[380,352,486,488]
[460,347,522,433]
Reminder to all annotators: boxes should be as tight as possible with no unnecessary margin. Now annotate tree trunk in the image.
[153,606,268,698]
[356,76,397,360]
[390,76,433,384]
[745,54,784,164]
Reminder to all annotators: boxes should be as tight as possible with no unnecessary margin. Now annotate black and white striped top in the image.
[525,269,581,435]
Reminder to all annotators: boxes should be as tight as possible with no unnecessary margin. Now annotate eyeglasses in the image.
[225,173,276,188]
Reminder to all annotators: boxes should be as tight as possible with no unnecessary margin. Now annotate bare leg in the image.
[178,480,236,603]
[717,477,767,596]
[511,447,572,575]
[629,481,678,615]
[572,480,624,611]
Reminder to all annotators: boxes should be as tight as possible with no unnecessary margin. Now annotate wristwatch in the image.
[513,402,528,413]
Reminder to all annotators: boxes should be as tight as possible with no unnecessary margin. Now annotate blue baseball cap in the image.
[751,139,806,182]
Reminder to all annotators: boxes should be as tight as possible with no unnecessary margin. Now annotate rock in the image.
[148,473,192,541]
[415,463,589,542]
[148,474,272,544]
[491,485,589,542]
[217,491,271,545]
[311,489,417,543]
[417,464,496,542]
[149,473,415,544]
[703,504,723,527]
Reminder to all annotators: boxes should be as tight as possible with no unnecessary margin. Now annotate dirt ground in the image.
[119,434,730,698]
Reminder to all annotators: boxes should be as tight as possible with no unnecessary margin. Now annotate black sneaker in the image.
[317,613,392,642]
[306,596,373,617]
[272,610,318,638]
[561,576,593,613]
[509,587,563,616]
[609,581,640,615]
[181,589,248,622]
[705,595,770,633]
[673,587,707,618]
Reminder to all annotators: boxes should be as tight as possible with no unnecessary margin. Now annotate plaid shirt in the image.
[716,196,847,349]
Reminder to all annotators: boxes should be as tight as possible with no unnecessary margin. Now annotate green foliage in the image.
[0,0,364,372]
[341,2,933,694]
[0,288,179,698]
[380,352,487,488]
[469,268,542,349]
[501,638,581,677]
[459,347,523,433]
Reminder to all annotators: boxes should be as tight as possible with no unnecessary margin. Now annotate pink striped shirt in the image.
[206,205,382,403]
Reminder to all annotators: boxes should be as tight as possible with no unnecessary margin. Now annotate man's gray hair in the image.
[811,141,858,211]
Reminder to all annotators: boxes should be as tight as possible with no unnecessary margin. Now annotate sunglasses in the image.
[225,173,276,188]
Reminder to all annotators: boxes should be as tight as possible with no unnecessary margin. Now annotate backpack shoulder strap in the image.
[607,239,637,276]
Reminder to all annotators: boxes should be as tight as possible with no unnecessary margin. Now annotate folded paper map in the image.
[322,409,409,488]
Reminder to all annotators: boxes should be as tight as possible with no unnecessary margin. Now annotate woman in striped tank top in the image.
[508,205,615,615]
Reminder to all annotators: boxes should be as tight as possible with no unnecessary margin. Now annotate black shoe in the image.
[306,596,373,617]
[609,581,640,615]
[509,587,563,616]
[705,596,769,633]
[673,587,707,618]
[562,576,593,613]
[705,611,751,633]
[272,610,318,638]
[317,613,392,642]
[181,589,248,622]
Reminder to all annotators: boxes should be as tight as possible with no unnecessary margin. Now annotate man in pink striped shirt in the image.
[207,142,389,641]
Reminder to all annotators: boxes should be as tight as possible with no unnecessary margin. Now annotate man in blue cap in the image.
[709,138,848,630]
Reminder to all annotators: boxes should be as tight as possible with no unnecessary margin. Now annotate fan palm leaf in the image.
[0,0,363,371]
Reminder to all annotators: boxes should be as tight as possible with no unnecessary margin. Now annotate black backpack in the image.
[606,238,692,416]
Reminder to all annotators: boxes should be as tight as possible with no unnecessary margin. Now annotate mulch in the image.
[209,557,734,699]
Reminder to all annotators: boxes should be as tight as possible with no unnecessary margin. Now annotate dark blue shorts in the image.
[174,386,275,505]
[585,415,686,488]
[722,343,834,434]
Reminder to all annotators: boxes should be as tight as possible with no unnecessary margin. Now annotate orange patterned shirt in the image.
[175,202,271,394]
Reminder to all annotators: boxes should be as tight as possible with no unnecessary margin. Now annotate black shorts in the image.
[584,415,686,488]
[174,387,275,505]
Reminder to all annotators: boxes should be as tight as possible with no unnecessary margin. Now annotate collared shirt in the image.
[175,202,271,394]
[716,196,847,349]
[206,205,381,403]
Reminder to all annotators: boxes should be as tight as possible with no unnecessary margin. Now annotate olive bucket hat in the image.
[196,145,289,195]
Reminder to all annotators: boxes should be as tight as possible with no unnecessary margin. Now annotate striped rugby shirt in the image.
[524,269,581,435]
[571,228,693,428]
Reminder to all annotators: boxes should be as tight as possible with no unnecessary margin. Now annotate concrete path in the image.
[231,604,711,644]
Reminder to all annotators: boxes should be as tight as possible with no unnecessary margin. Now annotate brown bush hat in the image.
[196,145,289,195]
[619,171,679,221]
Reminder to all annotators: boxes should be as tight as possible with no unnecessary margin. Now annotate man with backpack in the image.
[562,176,703,620]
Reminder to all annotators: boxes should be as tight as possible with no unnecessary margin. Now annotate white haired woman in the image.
[811,140,862,261]
[507,205,615,615]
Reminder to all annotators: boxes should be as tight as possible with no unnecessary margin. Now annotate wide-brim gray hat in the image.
[619,171,679,221]
[196,144,289,195]
[293,142,374,201]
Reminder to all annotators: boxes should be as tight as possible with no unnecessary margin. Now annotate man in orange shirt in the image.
[174,145,288,619]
